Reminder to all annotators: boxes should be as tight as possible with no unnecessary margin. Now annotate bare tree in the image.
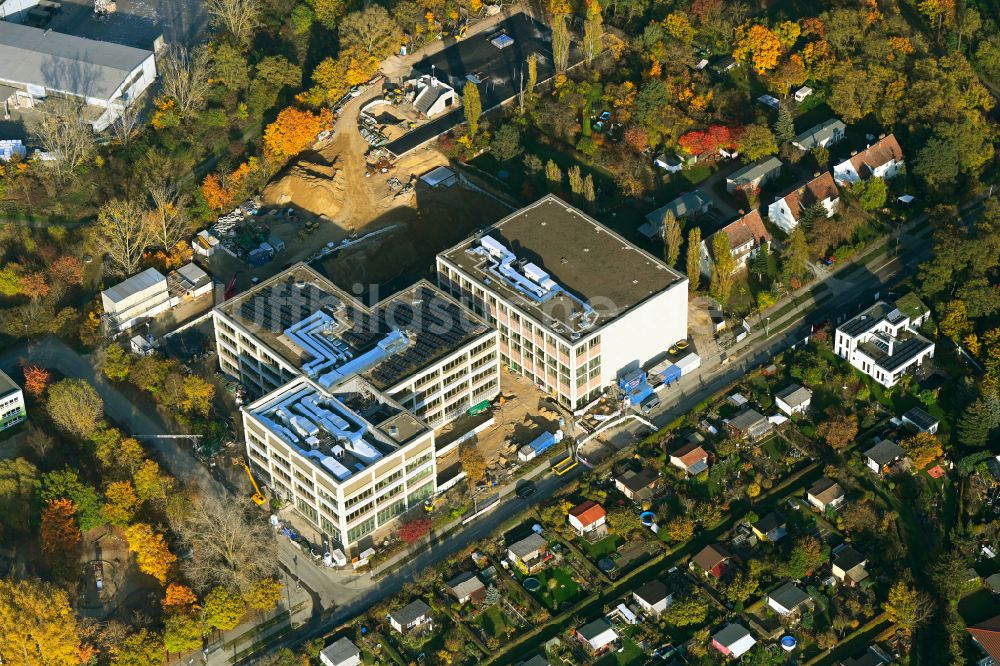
[26,97,95,182]
[140,156,192,252]
[174,495,277,595]
[160,46,212,116]
[206,0,261,46]
[108,96,143,146]
[98,198,153,277]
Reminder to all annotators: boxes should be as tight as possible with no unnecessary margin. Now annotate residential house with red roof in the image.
[967,614,1000,665]
[669,441,710,475]
[698,210,772,277]
[767,172,841,233]
[833,134,904,185]
[567,500,606,536]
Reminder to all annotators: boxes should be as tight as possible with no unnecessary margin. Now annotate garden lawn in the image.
[581,534,623,560]
[532,567,581,609]
[478,605,511,639]
[595,638,644,666]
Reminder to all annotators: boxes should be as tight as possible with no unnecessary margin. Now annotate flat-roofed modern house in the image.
[101,268,171,333]
[437,195,689,410]
[835,300,935,388]
[0,370,26,432]
[214,264,499,428]
[725,157,782,193]
[792,118,847,151]
[767,172,840,234]
[243,375,437,549]
[0,21,156,131]
[833,134,904,185]
[640,190,712,239]
[902,406,939,434]
[699,210,772,277]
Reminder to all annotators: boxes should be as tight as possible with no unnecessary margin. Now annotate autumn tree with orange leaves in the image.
[733,23,783,74]
[126,523,176,585]
[22,366,50,397]
[163,583,199,613]
[263,107,332,160]
[40,498,81,580]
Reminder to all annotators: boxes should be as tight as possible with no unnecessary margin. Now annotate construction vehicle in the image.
[239,461,266,506]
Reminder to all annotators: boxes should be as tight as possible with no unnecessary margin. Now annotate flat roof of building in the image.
[0,369,20,397]
[0,21,153,100]
[102,267,167,304]
[217,264,491,390]
[439,195,686,338]
[247,375,428,484]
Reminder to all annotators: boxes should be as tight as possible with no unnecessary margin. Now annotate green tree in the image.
[490,124,522,162]
[210,42,250,92]
[245,578,283,612]
[606,508,642,535]
[737,124,778,161]
[709,233,735,304]
[781,226,810,283]
[774,104,794,143]
[583,0,604,65]
[202,586,246,632]
[958,394,1000,446]
[884,582,934,635]
[785,536,825,578]
[163,613,202,655]
[339,5,402,58]
[664,592,710,626]
[0,458,38,537]
[110,629,164,666]
[750,243,770,278]
[726,572,759,603]
[851,177,888,211]
[101,343,133,382]
[686,228,702,292]
[463,82,482,137]
[37,469,103,531]
[662,212,682,266]
[47,378,103,439]
[551,13,570,72]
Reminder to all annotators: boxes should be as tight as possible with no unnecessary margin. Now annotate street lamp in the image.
[765,317,771,337]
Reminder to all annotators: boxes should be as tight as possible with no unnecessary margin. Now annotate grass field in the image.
[532,567,582,609]
[581,534,623,560]
[594,638,644,666]
[478,605,512,638]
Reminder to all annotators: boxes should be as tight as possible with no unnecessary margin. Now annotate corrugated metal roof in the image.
[0,22,153,99]
[102,268,166,304]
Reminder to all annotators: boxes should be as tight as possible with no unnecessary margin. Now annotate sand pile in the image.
[262,155,343,217]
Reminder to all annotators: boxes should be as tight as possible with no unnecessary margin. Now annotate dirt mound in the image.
[262,154,343,217]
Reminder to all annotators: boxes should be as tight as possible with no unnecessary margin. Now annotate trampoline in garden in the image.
[640,511,656,526]
[523,577,541,592]
[780,636,797,652]
[597,558,616,572]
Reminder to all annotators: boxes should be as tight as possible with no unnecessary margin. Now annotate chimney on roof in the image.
[879,133,886,139]
[739,209,745,215]
[813,172,820,178]
[851,150,858,156]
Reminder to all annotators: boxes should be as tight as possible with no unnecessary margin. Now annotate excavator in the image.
[235,457,266,506]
